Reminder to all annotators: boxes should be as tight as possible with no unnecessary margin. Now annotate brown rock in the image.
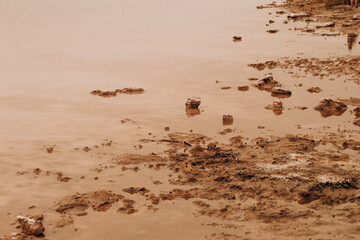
[265,100,284,115]
[17,215,45,236]
[354,119,360,127]
[185,98,201,109]
[314,98,347,117]
[307,87,322,93]
[116,88,145,94]
[271,88,292,98]
[253,76,281,91]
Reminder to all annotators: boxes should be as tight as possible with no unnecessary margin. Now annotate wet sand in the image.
[0,0,360,239]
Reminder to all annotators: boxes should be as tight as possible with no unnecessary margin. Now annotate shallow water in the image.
[0,0,359,238]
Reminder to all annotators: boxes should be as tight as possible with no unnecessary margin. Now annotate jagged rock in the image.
[17,215,45,236]
[253,76,281,91]
[314,98,347,117]
[185,99,201,109]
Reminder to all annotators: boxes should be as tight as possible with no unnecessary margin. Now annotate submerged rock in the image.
[314,98,347,117]
[237,86,249,91]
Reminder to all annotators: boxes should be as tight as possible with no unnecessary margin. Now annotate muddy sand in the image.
[1,0,360,239]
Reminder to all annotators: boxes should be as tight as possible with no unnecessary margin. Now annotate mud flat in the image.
[1,0,360,239]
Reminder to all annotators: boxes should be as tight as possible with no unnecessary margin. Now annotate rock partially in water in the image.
[185,98,201,109]
[116,88,145,94]
[353,107,360,118]
[232,36,242,42]
[265,100,284,115]
[307,87,322,93]
[253,75,281,92]
[271,88,292,98]
[314,98,347,117]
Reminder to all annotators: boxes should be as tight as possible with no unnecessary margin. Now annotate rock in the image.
[307,87,322,93]
[267,29,279,33]
[91,90,117,97]
[271,88,292,98]
[185,99,201,109]
[354,119,360,127]
[316,22,335,28]
[46,147,53,153]
[91,88,144,97]
[229,136,244,147]
[287,14,311,20]
[221,86,231,90]
[265,100,284,115]
[53,190,124,216]
[253,75,281,91]
[83,146,91,152]
[222,115,233,126]
[314,98,347,117]
[116,88,145,94]
[17,215,45,236]
[237,86,249,91]
[233,36,242,41]
[3,233,42,240]
[354,107,360,118]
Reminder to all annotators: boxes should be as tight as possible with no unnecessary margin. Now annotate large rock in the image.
[314,98,347,117]
[17,215,45,236]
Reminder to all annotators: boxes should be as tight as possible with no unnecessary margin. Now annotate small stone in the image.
[185,99,201,109]
[307,87,322,93]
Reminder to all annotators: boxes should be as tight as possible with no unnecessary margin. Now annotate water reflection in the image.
[185,108,201,117]
[222,115,233,126]
[347,33,358,51]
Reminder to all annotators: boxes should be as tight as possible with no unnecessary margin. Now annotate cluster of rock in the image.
[91,88,145,97]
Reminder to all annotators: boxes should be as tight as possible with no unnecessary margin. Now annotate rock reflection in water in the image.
[186,108,201,117]
[347,33,358,51]
[222,115,234,126]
